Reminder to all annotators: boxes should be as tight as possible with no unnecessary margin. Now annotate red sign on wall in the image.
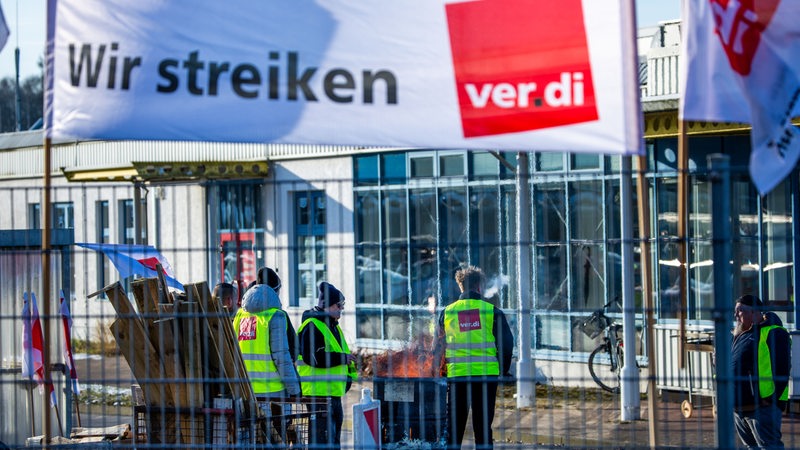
[220,231,257,288]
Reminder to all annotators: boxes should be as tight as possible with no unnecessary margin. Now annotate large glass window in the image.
[353,150,515,344]
[53,202,74,229]
[119,199,146,244]
[27,202,74,229]
[210,182,265,292]
[732,178,759,299]
[762,178,793,306]
[569,181,605,312]
[410,189,437,307]
[29,203,40,229]
[120,200,135,244]
[296,191,327,307]
[352,139,798,356]
[382,190,408,305]
[96,201,110,296]
[356,192,381,308]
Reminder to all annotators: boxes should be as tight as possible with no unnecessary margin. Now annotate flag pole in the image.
[636,155,659,448]
[42,0,56,441]
[27,380,35,438]
[42,136,54,441]
[73,397,82,428]
[52,400,64,437]
[677,120,689,369]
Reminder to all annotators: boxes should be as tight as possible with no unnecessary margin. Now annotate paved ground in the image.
[73,355,800,449]
[340,382,800,449]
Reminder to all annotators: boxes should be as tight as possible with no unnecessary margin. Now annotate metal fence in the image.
[0,157,798,449]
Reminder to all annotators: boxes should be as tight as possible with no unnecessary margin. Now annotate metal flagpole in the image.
[636,155,659,448]
[515,152,535,407]
[42,0,57,442]
[709,154,734,449]
[620,157,640,420]
[42,136,53,442]
[677,120,689,369]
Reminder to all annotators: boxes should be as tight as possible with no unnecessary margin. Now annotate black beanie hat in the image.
[736,294,763,309]
[257,267,282,291]
[317,281,345,309]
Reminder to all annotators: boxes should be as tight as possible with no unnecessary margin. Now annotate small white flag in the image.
[680,0,800,195]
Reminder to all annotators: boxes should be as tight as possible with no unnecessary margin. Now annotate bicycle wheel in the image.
[588,343,621,393]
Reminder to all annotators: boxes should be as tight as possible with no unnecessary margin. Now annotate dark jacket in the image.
[731,312,791,411]
[434,290,515,378]
[299,307,352,392]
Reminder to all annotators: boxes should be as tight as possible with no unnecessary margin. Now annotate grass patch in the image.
[77,385,133,407]
[72,320,119,356]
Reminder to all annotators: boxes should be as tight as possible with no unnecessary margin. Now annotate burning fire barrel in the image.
[371,336,447,444]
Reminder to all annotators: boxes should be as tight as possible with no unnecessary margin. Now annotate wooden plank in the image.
[131,278,161,319]
[184,284,228,403]
[176,301,205,407]
[131,280,152,317]
[186,282,257,416]
[70,424,131,439]
[132,279,187,408]
[154,263,175,306]
[109,318,173,407]
[91,282,136,319]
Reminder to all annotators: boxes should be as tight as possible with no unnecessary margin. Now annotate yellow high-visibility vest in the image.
[757,324,790,402]
[233,308,286,395]
[297,318,357,397]
[443,299,499,377]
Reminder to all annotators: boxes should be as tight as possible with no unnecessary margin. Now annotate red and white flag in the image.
[22,292,57,407]
[680,0,800,195]
[59,290,81,395]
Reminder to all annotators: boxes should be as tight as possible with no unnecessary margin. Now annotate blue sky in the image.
[0,0,680,80]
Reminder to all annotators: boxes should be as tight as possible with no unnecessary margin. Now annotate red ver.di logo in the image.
[458,309,482,332]
[238,317,257,341]
[445,0,598,138]
[709,0,780,76]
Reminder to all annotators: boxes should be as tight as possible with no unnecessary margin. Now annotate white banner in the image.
[0,4,8,54]
[49,0,642,155]
[680,0,800,195]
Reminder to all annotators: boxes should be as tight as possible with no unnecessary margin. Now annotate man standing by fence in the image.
[297,281,357,450]
[434,265,514,450]
[732,294,791,449]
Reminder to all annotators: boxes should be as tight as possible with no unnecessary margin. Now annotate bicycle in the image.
[581,299,625,393]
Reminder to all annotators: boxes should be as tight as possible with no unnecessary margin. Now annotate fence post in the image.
[515,152,535,407]
[620,156,641,420]
[709,153,734,449]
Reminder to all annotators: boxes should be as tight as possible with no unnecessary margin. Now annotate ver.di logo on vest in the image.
[239,317,258,341]
[445,0,598,138]
[458,309,483,332]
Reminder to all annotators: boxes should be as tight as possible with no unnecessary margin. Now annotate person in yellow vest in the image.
[297,281,356,450]
[732,294,791,449]
[233,283,301,442]
[433,266,513,450]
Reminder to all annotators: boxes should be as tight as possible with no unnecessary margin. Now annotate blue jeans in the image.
[734,403,784,449]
